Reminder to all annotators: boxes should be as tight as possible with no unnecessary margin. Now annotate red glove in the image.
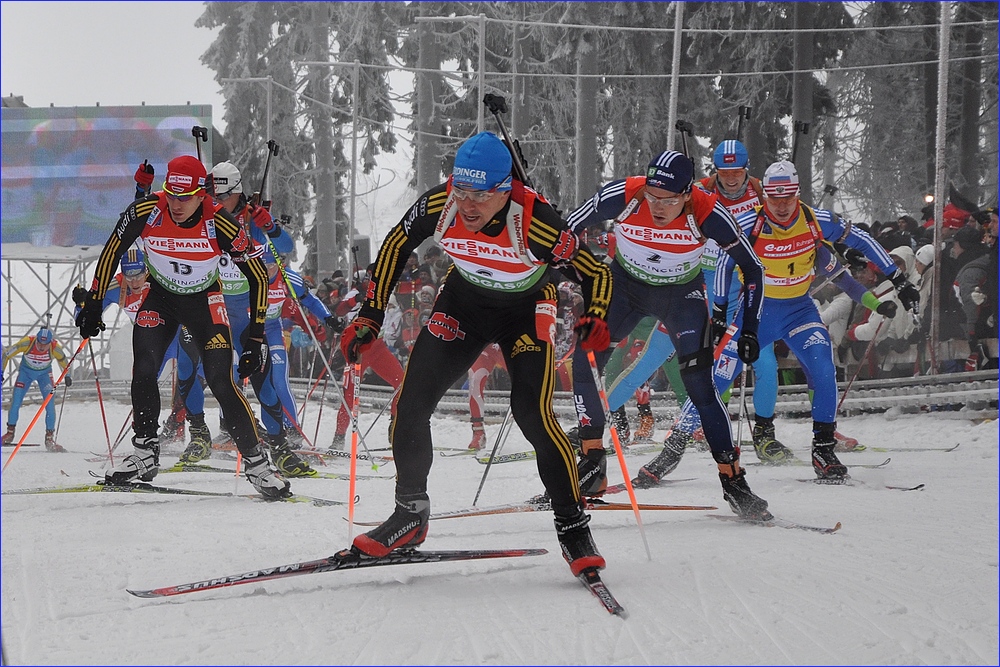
[574,315,610,351]
[134,162,155,196]
[249,205,275,232]
[340,316,381,363]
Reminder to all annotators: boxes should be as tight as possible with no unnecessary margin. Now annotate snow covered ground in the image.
[1,399,997,665]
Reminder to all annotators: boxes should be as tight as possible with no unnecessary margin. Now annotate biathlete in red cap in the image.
[75,155,291,498]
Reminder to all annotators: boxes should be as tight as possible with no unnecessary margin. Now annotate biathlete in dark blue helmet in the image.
[565,149,772,521]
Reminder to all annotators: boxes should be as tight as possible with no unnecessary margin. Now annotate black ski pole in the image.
[252,140,279,209]
[675,119,695,158]
[191,126,209,163]
[790,120,810,164]
[483,94,532,189]
[736,106,752,142]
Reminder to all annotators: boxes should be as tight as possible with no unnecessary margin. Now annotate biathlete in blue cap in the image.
[565,149,771,520]
[2,328,71,451]
[341,131,614,578]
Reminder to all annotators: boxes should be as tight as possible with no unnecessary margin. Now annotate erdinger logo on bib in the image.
[427,312,466,341]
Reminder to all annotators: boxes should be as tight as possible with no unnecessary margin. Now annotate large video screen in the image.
[2,105,212,247]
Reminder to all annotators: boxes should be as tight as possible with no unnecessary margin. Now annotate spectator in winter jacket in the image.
[955,219,998,370]
[846,247,916,375]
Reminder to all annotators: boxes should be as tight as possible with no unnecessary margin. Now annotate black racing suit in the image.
[358,182,612,518]
[87,194,269,456]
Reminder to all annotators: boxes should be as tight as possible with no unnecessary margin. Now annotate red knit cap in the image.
[164,155,207,195]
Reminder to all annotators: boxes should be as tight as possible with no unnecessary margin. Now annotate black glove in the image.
[577,443,607,497]
[237,338,268,379]
[74,288,105,339]
[325,314,345,334]
[737,330,760,364]
[711,302,729,350]
[876,300,898,318]
[890,272,920,313]
[64,375,73,388]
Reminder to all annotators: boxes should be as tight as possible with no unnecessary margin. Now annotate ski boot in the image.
[352,492,430,558]
[632,405,655,444]
[633,427,690,488]
[265,432,316,477]
[326,433,346,455]
[160,410,186,445]
[179,413,212,463]
[609,405,631,443]
[554,504,605,576]
[2,425,16,446]
[691,426,709,452]
[577,439,607,497]
[106,435,160,484]
[44,429,66,453]
[468,417,487,451]
[834,430,864,452]
[243,448,291,499]
[716,450,772,520]
[211,427,236,452]
[812,421,848,480]
[751,416,795,464]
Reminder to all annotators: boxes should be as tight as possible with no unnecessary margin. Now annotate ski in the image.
[476,451,535,465]
[126,547,548,599]
[157,462,391,481]
[437,449,481,458]
[603,478,697,495]
[746,457,891,469]
[349,498,716,526]
[295,449,393,465]
[799,478,925,491]
[708,513,842,534]
[578,568,627,617]
[868,443,960,453]
[1,443,41,448]
[3,481,236,498]
[72,472,348,506]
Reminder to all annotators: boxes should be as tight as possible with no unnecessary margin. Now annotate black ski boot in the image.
[812,421,848,480]
[751,415,795,464]
[609,405,631,443]
[633,427,690,488]
[554,503,605,576]
[352,492,430,558]
[716,450,772,520]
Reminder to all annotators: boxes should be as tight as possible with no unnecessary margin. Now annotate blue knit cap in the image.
[646,150,693,193]
[36,328,53,345]
[452,132,513,191]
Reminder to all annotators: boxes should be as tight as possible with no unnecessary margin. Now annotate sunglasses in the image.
[164,189,202,202]
[453,186,499,203]
[644,191,684,207]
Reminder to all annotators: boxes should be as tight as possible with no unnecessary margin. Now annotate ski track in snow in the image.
[1,401,997,665]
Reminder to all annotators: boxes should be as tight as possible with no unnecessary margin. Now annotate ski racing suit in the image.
[565,176,763,459]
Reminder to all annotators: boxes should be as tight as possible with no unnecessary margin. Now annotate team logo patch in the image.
[510,333,541,358]
[135,310,165,328]
[230,228,250,253]
[426,312,466,341]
